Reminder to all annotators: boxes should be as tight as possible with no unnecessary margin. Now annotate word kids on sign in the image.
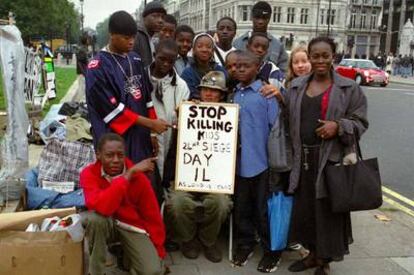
[175,102,239,194]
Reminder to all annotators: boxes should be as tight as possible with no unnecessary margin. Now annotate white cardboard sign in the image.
[175,102,239,194]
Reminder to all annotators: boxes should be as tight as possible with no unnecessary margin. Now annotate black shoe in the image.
[181,239,200,259]
[204,243,222,263]
[288,254,318,272]
[257,251,281,273]
[232,247,254,267]
[314,264,330,275]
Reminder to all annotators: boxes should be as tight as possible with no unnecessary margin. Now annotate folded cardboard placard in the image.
[0,208,83,275]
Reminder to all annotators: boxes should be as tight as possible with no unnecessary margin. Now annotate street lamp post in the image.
[327,0,332,37]
[80,0,84,33]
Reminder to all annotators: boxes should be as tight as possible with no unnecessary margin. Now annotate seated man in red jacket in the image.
[80,133,165,275]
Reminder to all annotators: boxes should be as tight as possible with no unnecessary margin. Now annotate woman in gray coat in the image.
[286,37,369,275]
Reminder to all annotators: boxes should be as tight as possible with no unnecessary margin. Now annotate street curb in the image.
[389,80,414,86]
[59,76,80,103]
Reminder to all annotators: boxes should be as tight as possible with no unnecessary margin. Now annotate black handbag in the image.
[325,139,382,213]
[267,102,292,172]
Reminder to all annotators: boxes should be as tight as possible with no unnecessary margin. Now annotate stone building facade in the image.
[345,0,383,57]
[380,0,414,54]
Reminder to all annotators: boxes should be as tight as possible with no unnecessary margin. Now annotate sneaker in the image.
[288,243,310,258]
[232,247,254,267]
[181,239,200,259]
[204,243,222,263]
[288,243,303,251]
[257,251,281,273]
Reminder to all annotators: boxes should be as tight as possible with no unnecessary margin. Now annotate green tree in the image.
[95,17,110,49]
[0,0,80,43]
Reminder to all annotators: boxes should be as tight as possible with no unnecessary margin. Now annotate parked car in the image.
[336,59,389,87]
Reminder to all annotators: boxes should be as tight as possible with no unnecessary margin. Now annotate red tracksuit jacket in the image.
[80,159,166,258]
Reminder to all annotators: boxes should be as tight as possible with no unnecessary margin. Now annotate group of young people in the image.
[80,1,369,275]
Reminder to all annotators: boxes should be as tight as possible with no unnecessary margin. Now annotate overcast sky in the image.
[70,0,142,29]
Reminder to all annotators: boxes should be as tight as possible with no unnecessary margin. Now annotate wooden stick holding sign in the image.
[175,101,239,194]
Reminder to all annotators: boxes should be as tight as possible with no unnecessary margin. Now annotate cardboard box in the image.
[0,208,83,275]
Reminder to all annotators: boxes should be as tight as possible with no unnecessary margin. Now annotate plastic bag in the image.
[267,191,293,251]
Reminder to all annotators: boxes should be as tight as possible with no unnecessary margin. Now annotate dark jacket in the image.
[286,71,368,198]
[181,60,227,99]
[133,25,154,67]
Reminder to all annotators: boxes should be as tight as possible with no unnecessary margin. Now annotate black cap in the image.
[108,11,138,35]
[252,1,272,19]
[143,1,167,18]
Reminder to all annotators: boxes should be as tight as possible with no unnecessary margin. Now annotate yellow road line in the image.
[382,186,414,208]
[382,195,414,218]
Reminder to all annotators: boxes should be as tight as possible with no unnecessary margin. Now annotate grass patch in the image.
[0,67,77,115]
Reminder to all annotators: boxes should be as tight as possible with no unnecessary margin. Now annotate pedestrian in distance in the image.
[392,54,401,76]
[385,52,393,75]
[174,25,195,75]
[233,1,289,73]
[286,37,368,275]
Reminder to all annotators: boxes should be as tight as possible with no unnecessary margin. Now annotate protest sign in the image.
[175,102,239,194]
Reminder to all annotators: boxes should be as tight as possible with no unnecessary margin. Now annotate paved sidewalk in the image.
[102,205,414,275]
[25,76,414,274]
[389,76,414,86]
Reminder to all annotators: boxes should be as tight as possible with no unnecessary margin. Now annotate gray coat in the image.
[286,71,369,199]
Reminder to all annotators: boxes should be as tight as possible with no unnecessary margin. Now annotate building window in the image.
[287,7,295,23]
[320,9,325,25]
[300,8,309,24]
[360,10,367,28]
[327,9,336,25]
[273,7,282,23]
[351,11,357,28]
[370,10,377,29]
[352,0,359,3]
[372,0,378,4]
[241,5,249,21]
